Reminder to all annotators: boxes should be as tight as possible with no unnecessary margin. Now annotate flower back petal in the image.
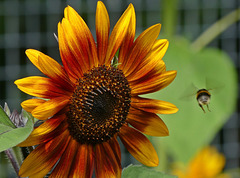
[104,4,135,65]
[18,114,66,147]
[32,96,69,120]
[21,98,46,113]
[119,124,159,167]
[96,1,110,64]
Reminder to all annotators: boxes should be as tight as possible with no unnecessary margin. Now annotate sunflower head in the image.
[15,1,178,177]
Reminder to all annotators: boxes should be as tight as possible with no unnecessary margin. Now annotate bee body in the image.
[196,89,211,113]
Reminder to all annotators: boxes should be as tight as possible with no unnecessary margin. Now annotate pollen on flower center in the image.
[67,65,131,144]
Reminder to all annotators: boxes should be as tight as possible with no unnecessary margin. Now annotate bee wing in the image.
[205,77,224,94]
[179,83,199,101]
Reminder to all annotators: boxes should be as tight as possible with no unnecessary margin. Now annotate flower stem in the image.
[4,149,20,178]
[191,7,240,51]
[161,0,179,38]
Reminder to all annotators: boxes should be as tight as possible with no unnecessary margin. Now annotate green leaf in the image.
[0,107,15,128]
[122,165,177,178]
[0,110,34,152]
[149,38,238,163]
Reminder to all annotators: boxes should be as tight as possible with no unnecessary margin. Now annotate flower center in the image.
[67,65,131,145]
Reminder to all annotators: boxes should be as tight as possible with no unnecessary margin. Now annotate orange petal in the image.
[58,22,80,83]
[64,6,98,69]
[131,70,177,95]
[19,130,70,177]
[61,18,89,74]
[25,49,45,73]
[104,4,135,65]
[127,39,168,82]
[32,96,69,120]
[95,140,121,178]
[131,96,178,114]
[96,1,110,64]
[14,76,71,99]
[38,53,74,91]
[118,124,159,167]
[26,49,74,91]
[21,98,46,113]
[49,138,78,177]
[68,144,94,178]
[127,107,169,136]
[122,24,161,77]
[18,114,67,147]
[118,4,136,67]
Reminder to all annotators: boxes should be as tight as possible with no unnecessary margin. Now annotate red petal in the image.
[49,138,78,177]
[19,130,70,177]
[95,140,121,178]
[68,144,94,178]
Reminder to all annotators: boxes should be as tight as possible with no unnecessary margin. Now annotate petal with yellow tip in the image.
[131,96,179,114]
[32,96,69,120]
[127,107,169,136]
[127,39,169,81]
[119,124,159,167]
[15,76,71,98]
[96,1,110,64]
[21,98,46,113]
[131,70,177,95]
[104,3,135,65]
[63,6,98,69]
[122,24,161,77]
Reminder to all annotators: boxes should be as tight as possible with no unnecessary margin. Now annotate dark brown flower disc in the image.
[67,65,131,144]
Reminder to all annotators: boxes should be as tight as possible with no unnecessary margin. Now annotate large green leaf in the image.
[122,165,177,178]
[149,38,237,163]
[0,106,15,128]
[0,110,34,152]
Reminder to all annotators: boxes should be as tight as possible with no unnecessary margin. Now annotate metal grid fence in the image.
[0,0,239,172]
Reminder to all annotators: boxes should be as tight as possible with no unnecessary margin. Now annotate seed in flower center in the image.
[67,65,131,145]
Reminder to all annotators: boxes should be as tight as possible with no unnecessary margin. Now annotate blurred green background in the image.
[0,0,239,177]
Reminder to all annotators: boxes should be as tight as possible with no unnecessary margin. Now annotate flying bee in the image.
[196,89,211,113]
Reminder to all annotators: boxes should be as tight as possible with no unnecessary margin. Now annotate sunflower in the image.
[172,146,229,178]
[15,1,178,177]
